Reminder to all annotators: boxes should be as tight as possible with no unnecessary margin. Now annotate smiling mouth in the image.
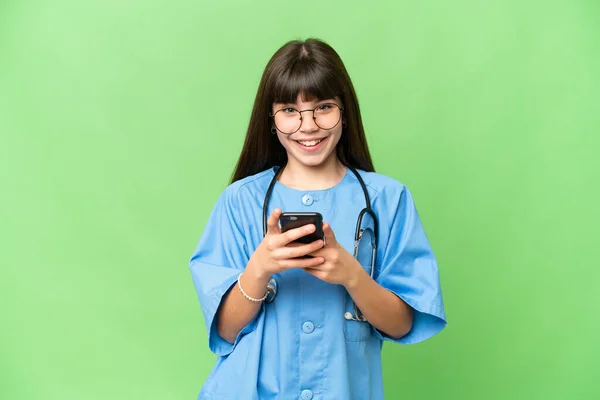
[295,138,325,147]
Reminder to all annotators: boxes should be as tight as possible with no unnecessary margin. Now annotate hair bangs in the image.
[270,58,342,105]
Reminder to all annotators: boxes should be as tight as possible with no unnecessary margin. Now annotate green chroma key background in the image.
[1,0,598,398]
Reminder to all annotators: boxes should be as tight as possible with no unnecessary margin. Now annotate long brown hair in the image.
[231,38,375,183]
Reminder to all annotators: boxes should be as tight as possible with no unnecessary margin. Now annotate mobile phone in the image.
[279,212,324,245]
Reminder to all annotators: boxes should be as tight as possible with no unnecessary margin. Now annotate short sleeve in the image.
[374,186,447,344]
[189,188,260,356]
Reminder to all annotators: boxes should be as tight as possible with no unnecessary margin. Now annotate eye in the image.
[283,107,298,114]
[316,104,332,111]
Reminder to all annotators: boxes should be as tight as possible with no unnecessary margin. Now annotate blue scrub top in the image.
[189,167,446,400]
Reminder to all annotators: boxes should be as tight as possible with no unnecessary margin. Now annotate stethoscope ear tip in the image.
[344,312,353,320]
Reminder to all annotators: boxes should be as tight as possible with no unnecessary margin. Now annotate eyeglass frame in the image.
[269,102,345,135]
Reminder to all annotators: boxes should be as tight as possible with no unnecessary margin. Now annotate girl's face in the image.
[272,94,343,169]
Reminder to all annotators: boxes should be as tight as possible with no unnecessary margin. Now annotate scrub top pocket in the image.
[343,307,373,342]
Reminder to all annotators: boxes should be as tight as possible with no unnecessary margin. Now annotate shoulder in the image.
[348,169,408,201]
[219,167,276,203]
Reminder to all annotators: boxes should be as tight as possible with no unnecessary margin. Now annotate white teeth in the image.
[297,139,323,147]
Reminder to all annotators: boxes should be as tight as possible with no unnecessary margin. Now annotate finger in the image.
[309,247,324,258]
[273,239,324,260]
[322,222,337,247]
[303,267,328,281]
[266,208,282,235]
[279,256,325,269]
[275,224,316,247]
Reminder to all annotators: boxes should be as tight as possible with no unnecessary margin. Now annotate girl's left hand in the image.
[303,223,364,288]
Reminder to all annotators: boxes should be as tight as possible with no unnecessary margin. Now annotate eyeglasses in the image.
[269,103,344,134]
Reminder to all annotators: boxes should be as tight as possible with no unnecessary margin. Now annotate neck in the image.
[279,157,346,190]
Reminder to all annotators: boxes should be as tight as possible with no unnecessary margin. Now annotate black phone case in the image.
[279,212,324,244]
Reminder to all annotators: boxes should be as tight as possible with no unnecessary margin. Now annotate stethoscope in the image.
[261,166,379,322]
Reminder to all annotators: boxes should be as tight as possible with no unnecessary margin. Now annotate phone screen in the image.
[279,212,324,244]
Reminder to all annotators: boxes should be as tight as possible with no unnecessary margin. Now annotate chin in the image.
[291,153,333,168]
[301,160,327,168]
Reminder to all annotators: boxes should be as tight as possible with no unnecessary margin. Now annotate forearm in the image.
[216,262,270,344]
[345,268,413,339]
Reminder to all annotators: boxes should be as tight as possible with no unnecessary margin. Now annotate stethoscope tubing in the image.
[260,166,379,321]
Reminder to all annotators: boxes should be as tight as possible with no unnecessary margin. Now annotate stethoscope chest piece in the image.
[265,277,278,303]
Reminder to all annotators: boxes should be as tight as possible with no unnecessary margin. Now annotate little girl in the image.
[190,38,446,400]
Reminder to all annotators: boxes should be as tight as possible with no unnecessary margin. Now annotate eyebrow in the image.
[275,99,336,107]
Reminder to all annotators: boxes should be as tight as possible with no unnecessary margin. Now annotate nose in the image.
[298,110,319,133]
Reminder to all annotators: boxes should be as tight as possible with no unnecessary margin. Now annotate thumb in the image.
[322,222,337,247]
[266,208,282,235]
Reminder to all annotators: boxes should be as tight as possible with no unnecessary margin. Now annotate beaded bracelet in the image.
[237,273,268,302]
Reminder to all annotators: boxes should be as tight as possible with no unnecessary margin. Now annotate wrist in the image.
[245,258,272,286]
[237,269,271,303]
[344,261,368,290]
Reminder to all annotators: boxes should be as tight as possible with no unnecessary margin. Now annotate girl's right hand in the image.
[246,208,325,280]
